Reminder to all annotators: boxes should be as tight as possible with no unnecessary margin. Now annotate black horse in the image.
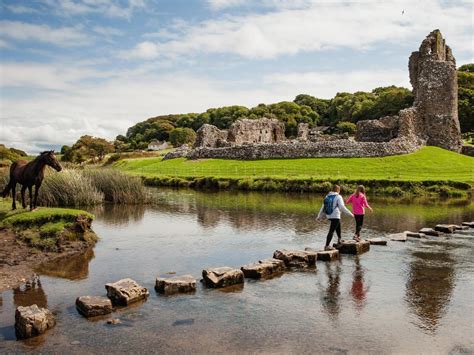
[1,151,62,210]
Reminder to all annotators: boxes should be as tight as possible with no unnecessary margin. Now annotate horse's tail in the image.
[1,162,17,197]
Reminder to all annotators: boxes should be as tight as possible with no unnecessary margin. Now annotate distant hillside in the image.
[0,144,28,166]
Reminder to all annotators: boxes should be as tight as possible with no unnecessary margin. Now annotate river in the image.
[1,189,473,353]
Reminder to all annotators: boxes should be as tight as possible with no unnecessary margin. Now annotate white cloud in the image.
[4,5,40,14]
[134,1,472,59]
[0,21,90,47]
[93,26,124,37]
[207,0,249,10]
[40,0,146,19]
[123,41,160,59]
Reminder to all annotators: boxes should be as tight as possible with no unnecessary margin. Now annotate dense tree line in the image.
[458,64,474,134]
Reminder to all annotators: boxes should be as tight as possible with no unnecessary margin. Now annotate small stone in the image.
[389,233,408,242]
[367,238,387,246]
[15,304,56,339]
[462,222,474,228]
[107,318,121,325]
[76,296,113,318]
[434,224,456,233]
[419,228,441,236]
[71,340,81,345]
[305,247,340,261]
[406,232,425,238]
[105,278,149,306]
[334,240,370,254]
[273,250,317,268]
[202,267,244,288]
[155,275,196,295]
[241,258,284,279]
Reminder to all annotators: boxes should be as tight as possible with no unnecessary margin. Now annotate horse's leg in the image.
[33,183,41,210]
[28,186,33,211]
[21,186,27,209]
[12,183,17,210]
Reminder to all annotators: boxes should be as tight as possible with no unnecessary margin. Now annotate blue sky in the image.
[1,0,473,153]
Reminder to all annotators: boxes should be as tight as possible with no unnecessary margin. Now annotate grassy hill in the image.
[114,146,473,183]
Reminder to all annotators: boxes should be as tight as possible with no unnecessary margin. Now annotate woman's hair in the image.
[355,185,365,196]
[332,184,341,192]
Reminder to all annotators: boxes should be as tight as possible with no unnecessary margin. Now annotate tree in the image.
[336,121,357,135]
[458,64,474,133]
[169,128,196,147]
[62,135,114,163]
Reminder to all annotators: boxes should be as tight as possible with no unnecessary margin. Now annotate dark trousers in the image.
[326,218,341,246]
[355,214,364,236]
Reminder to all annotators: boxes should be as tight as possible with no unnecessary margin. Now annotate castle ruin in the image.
[165,30,462,161]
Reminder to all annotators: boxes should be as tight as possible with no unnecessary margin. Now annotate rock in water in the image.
[241,259,285,279]
[434,224,456,233]
[462,222,474,228]
[105,278,149,306]
[406,232,425,238]
[367,238,388,246]
[202,267,244,288]
[15,304,56,339]
[334,240,370,254]
[76,296,113,317]
[155,275,197,295]
[304,247,340,261]
[272,250,317,268]
[419,228,442,236]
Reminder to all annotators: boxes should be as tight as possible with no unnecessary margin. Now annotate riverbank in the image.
[0,198,97,291]
[114,147,473,197]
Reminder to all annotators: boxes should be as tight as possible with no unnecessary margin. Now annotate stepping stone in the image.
[273,250,317,268]
[367,237,387,245]
[454,225,469,230]
[434,224,456,233]
[76,296,113,318]
[15,304,56,339]
[333,240,370,254]
[389,232,408,242]
[462,222,474,228]
[241,258,285,279]
[305,247,340,261]
[105,278,149,306]
[202,267,244,288]
[419,228,442,236]
[406,232,425,238]
[155,275,197,295]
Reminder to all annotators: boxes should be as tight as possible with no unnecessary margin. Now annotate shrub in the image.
[336,121,357,134]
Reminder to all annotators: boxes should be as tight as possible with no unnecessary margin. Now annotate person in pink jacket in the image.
[346,185,373,241]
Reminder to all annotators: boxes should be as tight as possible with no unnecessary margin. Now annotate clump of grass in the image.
[41,169,103,207]
[82,168,148,204]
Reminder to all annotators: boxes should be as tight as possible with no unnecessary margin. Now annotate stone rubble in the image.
[202,267,244,288]
[105,278,149,306]
[76,296,113,318]
[15,304,56,339]
[155,275,197,295]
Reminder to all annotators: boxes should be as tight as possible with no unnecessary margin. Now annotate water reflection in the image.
[350,257,368,312]
[405,245,456,333]
[89,204,146,226]
[13,276,47,309]
[35,248,94,280]
[319,263,342,321]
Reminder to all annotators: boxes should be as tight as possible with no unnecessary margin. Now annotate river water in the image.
[1,190,473,354]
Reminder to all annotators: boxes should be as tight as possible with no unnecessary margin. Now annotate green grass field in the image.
[114,147,474,183]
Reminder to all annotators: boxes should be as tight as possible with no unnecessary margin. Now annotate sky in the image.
[0,0,473,154]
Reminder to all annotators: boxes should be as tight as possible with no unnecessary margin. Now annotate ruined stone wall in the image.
[193,124,229,149]
[227,118,286,145]
[356,116,400,142]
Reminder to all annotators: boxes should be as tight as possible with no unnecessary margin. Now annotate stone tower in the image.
[408,29,462,152]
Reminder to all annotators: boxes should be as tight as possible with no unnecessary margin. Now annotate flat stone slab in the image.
[105,278,149,306]
[241,258,285,279]
[202,267,244,288]
[76,296,113,318]
[462,222,474,228]
[333,240,370,254]
[155,275,196,295]
[273,249,317,268]
[434,224,456,233]
[406,232,425,238]
[389,232,408,242]
[454,225,469,230]
[367,238,387,245]
[15,304,56,339]
[419,228,442,236]
[305,247,340,261]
